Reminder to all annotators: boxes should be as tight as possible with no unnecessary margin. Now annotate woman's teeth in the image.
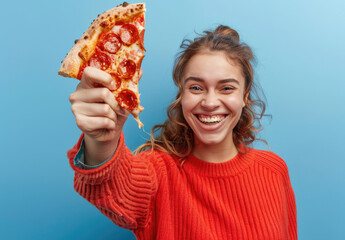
[197,115,225,124]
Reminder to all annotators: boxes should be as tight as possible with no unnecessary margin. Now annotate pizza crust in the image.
[58,2,146,78]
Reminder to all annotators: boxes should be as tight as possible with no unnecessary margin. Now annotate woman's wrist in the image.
[84,134,120,166]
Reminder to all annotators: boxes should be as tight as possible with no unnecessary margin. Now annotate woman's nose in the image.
[200,91,220,110]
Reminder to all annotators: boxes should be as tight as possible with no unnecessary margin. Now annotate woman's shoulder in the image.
[136,148,182,168]
[247,147,290,177]
[137,148,176,160]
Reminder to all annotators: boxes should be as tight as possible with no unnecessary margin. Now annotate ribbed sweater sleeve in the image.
[67,133,158,230]
[256,151,297,239]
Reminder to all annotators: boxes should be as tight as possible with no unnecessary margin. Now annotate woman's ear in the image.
[243,92,249,108]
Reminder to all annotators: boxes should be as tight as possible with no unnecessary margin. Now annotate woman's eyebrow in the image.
[184,76,240,85]
[184,76,204,83]
[218,78,240,85]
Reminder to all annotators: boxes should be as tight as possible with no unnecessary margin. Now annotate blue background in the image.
[1,0,344,239]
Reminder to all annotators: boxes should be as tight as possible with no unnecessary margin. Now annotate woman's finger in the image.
[71,102,117,121]
[80,67,116,90]
[75,114,116,133]
[69,88,118,111]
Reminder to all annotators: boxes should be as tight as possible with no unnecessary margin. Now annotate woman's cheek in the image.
[223,94,243,108]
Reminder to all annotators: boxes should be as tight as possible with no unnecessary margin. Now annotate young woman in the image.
[68,25,297,239]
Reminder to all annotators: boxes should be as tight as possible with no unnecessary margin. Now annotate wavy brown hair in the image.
[135,25,268,157]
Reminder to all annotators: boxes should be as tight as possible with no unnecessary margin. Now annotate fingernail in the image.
[110,81,116,90]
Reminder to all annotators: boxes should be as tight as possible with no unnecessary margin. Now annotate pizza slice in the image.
[59,2,146,128]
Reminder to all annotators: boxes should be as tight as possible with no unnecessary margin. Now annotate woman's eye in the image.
[222,86,234,91]
[190,85,201,91]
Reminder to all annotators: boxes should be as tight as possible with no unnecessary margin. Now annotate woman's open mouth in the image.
[195,114,227,124]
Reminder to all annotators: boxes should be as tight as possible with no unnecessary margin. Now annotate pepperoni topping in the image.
[110,73,122,90]
[97,32,122,54]
[116,89,138,111]
[89,50,111,71]
[77,62,89,80]
[119,24,139,45]
[117,59,136,79]
[139,29,145,50]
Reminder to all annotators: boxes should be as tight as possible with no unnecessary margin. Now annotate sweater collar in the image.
[183,148,254,177]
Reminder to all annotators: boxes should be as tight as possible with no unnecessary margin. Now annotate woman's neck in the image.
[192,138,238,163]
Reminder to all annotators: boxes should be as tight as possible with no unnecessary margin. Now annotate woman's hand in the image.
[69,67,129,164]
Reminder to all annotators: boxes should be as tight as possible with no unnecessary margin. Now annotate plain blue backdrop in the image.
[1,0,344,239]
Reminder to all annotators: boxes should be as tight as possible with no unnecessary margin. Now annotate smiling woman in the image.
[68,25,297,239]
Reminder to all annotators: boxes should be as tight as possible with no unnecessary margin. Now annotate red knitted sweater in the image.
[68,133,297,240]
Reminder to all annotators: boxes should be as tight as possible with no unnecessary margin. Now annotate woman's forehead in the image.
[182,52,245,85]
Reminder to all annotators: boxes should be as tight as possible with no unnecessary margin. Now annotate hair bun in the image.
[214,25,240,42]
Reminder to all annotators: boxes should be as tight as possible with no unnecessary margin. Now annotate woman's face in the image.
[181,52,246,148]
